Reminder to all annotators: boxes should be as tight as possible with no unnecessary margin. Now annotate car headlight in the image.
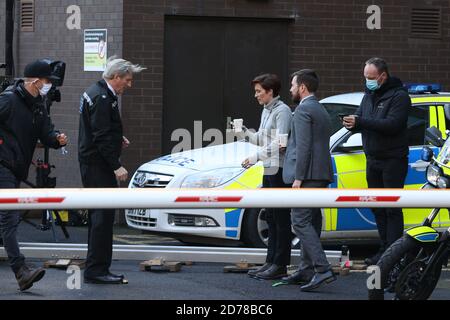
[426,165,441,187]
[181,167,244,188]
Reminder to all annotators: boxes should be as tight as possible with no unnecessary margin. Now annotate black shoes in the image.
[108,272,124,280]
[15,265,46,291]
[248,263,272,278]
[300,270,336,292]
[84,274,125,284]
[255,264,287,280]
[280,270,313,285]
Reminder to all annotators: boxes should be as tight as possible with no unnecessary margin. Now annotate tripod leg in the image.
[53,210,70,239]
[47,210,58,242]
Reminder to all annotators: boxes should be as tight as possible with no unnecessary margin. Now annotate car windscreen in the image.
[322,103,359,134]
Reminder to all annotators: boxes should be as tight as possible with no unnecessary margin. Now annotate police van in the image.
[126,84,450,247]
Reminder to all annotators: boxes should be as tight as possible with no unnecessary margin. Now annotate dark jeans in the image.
[366,157,408,249]
[0,166,25,273]
[263,168,292,266]
[80,162,118,278]
[291,180,330,275]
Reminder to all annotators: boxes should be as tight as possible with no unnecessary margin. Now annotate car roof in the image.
[320,92,364,106]
[320,92,450,107]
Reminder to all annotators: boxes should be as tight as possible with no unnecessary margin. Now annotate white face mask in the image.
[39,83,52,96]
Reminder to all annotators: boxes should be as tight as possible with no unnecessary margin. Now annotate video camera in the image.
[0,60,66,104]
[39,59,66,104]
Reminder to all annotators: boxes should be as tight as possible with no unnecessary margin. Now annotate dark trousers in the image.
[80,162,118,278]
[366,157,408,249]
[263,168,292,266]
[0,166,25,274]
[291,180,330,275]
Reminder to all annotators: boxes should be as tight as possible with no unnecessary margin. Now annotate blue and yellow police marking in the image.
[411,96,450,105]
[437,105,447,139]
[406,226,439,242]
[223,165,263,238]
[332,152,368,231]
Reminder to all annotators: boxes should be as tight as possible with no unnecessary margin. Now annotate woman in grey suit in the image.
[236,74,293,280]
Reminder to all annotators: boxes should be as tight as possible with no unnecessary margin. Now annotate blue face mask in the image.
[366,78,380,91]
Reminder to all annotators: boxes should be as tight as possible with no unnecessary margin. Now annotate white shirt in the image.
[300,94,315,105]
[106,81,117,97]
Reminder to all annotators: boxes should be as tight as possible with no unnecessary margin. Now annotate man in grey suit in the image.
[282,69,336,292]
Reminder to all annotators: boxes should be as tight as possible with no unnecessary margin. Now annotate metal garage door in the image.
[163,16,290,154]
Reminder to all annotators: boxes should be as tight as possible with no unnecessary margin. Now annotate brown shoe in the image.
[15,265,46,291]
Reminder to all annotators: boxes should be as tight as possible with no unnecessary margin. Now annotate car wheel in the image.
[241,208,299,248]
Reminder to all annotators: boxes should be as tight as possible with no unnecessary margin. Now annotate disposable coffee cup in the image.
[278,134,288,147]
[233,119,243,132]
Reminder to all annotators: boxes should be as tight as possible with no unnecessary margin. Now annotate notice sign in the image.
[84,29,107,71]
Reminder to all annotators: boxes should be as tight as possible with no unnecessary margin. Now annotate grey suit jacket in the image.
[282,96,334,184]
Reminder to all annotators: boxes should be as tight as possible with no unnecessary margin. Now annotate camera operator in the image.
[0,59,68,291]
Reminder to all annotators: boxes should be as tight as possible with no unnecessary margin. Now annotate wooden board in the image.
[139,260,182,272]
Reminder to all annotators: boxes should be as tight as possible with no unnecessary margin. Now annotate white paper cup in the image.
[278,133,288,147]
[233,119,243,132]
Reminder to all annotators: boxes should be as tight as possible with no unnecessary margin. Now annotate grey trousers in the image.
[291,180,330,275]
[0,166,25,273]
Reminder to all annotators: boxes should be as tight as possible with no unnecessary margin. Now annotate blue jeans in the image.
[0,166,25,273]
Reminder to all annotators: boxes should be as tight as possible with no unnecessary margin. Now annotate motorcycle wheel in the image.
[368,235,419,300]
[395,259,442,300]
[395,261,442,300]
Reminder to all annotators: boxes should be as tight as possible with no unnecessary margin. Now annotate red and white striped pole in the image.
[0,188,447,210]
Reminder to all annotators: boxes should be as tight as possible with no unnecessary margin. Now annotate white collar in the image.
[106,81,117,96]
[300,94,315,104]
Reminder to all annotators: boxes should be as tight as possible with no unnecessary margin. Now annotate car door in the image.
[403,105,439,227]
[323,102,372,232]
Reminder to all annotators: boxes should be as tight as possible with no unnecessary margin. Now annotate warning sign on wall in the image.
[84,29,107,72]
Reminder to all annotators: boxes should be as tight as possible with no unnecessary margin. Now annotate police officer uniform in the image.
[78,79,124,284]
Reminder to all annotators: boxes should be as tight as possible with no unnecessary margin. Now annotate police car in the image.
[126,84,450,247]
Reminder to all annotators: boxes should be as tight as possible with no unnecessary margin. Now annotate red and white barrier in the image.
[0,188,447,210]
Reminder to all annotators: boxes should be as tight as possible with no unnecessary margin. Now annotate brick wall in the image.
[122,0,450,177]
[12,0,123,187]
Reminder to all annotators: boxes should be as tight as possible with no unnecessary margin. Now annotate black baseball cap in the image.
[23,59,60,81]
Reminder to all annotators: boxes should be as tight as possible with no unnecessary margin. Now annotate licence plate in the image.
[130,209,148,216]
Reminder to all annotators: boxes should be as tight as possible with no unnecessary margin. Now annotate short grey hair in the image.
[102,56,146,79]
[365,57,389,76]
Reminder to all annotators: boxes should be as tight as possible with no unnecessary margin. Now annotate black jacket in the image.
[353,77,411,159]
[0,80,60,180]
[78,79,123,171]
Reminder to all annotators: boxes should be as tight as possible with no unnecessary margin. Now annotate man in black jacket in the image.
[343,57,411,265]
[79,57,145,284]
[0,59,68,291]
